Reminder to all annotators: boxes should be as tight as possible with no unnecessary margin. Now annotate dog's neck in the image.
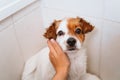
[64,47,86,59]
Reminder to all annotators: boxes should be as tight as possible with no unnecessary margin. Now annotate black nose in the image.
[67,37,76,47]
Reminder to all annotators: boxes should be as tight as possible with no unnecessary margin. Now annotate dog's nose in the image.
[67,37,76,47]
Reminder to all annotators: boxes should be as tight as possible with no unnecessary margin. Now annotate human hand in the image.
[47,39,70,80]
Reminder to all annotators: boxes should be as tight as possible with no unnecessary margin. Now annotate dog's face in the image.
[44,17,94,52]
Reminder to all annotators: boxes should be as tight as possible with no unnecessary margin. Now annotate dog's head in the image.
[44,17,94,52]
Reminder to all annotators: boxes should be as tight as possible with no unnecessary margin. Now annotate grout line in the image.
[103,18,120,24]
[11,15,25,63]
[98,18,104,80]
[0,24,10,32]
[0,17,13,32]
[98,0,105,79]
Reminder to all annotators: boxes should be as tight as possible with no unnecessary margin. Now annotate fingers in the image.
[47,40,57,57]
[50,39,63,54]
[49,51,56,66]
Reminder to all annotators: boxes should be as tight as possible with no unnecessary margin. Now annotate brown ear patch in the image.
[79,18,94,34]
[43,20,61,40]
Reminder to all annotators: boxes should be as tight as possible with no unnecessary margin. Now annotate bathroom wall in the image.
[41,0,120,80]
[0,1,46,80]
[0,0,120,80]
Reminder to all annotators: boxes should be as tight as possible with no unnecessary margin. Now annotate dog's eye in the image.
[57,30,64,36]
[75,28,81,34]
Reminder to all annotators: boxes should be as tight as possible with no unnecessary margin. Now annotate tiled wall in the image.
[0,1,46,80]
[0,0,120,80]
[41,0,120,80]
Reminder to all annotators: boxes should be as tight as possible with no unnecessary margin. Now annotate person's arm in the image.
[52,71,68,80]
[47,39,70,80]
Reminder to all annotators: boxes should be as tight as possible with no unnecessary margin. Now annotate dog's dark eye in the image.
[75,28,81,34]
[57,30,64,36]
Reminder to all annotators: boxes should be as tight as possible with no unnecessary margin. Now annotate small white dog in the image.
[22,17,101,80]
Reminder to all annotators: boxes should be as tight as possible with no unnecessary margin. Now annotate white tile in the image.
[42,0,103,18]
[12,0,41,22]
[104,0,120,22]
[14,8,47,61]
[0,25,24,80]
[41,7,88,28]
[100,21,120,80]
[83,17,103,76]
[0,16,13,31]
[41,7,103,27]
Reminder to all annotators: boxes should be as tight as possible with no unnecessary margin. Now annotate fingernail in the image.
[50,39,55,43]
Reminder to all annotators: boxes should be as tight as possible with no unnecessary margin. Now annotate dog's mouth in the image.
[67,46,78,51]
[68,47,76,51]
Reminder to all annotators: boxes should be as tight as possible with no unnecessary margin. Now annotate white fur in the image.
[22,47,100,80]
[22,19,101,80]
[56,19,69,51]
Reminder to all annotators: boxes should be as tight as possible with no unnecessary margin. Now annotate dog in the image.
[22,17,101,80]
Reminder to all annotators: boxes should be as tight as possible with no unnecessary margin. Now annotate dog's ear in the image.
[77,17,94,34]
[44,20,60,40]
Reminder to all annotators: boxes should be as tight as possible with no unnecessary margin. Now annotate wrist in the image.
[55,68,69,80]
[53,72,68,80]
[52,68,69,80]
